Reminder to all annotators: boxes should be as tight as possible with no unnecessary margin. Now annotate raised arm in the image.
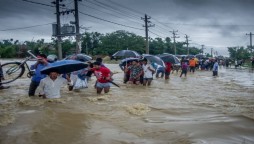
[37,79,46,98]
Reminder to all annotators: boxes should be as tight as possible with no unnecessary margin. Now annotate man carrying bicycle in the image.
[0,62,10,89]
[28,54,49,96]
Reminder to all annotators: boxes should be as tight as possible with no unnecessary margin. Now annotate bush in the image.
[0,45,16,58]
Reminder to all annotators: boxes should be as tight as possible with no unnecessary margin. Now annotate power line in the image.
[149,27,170,37]
[80,2,122,19]
[149,30,166,39]
[79,11,144,31]
[93,0,140,19]
[80,2,143,26]
[163,22,254,27]
[101,0,177,35]
[86,0,142,23]
[22,0,55,7]
[106,0,143,17]
[0,23,53,31]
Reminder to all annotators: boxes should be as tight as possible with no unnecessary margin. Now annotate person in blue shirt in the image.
[212,59,219,77]
[151,62,165,78]
[28,54,49,96]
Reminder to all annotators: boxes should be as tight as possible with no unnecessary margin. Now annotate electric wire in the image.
[0,23,53,31]
[79,11,144,31]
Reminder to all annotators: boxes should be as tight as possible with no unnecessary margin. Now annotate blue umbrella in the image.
[41,60,88,75]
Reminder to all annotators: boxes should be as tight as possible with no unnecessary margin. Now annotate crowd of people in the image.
[0,55,113,98]
[0,54,253,98]
[121,56,220,85]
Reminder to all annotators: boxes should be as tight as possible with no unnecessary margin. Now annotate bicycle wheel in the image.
[0,62,25,84]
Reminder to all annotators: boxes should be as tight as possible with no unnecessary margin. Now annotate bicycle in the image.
[0,50,37,84]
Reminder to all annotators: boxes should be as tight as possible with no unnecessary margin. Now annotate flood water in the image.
[0,62,253,144]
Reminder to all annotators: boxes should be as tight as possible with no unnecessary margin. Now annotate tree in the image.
[95,30,145,56]
[61,39,75,57]
[228,46,250,60]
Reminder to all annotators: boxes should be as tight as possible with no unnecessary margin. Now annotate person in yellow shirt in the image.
[194,58,199,70]
[189,58,196,73]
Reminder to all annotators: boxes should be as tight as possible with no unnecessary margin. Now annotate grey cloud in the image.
[1,0,254,56]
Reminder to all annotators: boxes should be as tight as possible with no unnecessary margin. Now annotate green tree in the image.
[228,46,250,60]
[96,30,145,56]
[61,39,75,57]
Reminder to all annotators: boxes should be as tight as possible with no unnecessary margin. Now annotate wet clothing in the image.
[29,62,49,96]
[38,76,72,99]
[151,63,165,78]
[28,81,40,96]
[189,59,196,73]
[189,59,196,67]
[213,62,219,76]
[213,62,219,71]
[156,67,165,78]
[0,63,3,78]
[128,65,143,81]
[93,67,111,83]
[123,63,132,83]
[164,62,172,73]
[164,62,172,78]
[180,63,188,77]
[30,63,48,82]
[96,82,111,88]
[142,64,154,79]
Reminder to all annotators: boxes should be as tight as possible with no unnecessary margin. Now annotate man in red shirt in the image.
[164,62,172,80]
[93,62,111,94]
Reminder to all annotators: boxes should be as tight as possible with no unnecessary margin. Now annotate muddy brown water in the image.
[0,64,253,144]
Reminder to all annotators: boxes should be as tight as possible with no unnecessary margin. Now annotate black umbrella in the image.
[112,50,140,58]
[142,54,165,67]
[65,54,92,62]
[41,60,88,75]
[120,58,140,65]
[186,55,195,59]
[195,54,206,59]
[157,54,180,64]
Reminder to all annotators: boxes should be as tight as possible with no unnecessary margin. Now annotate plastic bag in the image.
[73,77,88,90]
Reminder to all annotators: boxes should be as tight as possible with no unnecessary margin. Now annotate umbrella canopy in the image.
[41,60,88,75]
[195,54,206,59]
[157,54,180,64]
[120,57,140,66]
[142,54,165,67]
[65,54,92,62]
[186,55,195,59]
[112,50,140,58]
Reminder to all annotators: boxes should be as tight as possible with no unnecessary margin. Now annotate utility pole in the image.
[141,14,154,54]
[170,30,179,55]
[74,0,81,54]
[184,34,190,55]
[86,42,88,54]
[246,32,254,56]
[80,26,91,55]
[55,0,62,59]
[211,48,213,57]
[201,45,205,55]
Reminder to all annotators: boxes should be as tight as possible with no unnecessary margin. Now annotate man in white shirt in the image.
[38,71,72,99]
[142,58,155,86]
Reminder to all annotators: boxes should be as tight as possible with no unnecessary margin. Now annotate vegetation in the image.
[0,30,203,58]
[227,46,253,62]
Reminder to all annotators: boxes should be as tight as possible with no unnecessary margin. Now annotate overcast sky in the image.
[1,0,254,56]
